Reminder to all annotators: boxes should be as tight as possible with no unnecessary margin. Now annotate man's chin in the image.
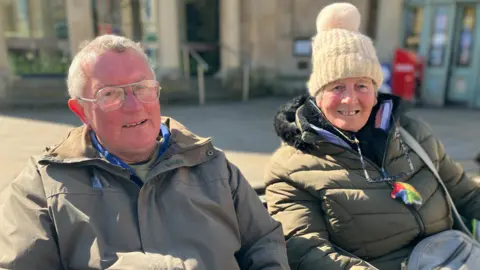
[129,140,157,150]
[119,142,158,160]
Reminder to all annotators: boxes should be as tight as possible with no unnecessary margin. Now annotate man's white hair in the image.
[67,35,155,98]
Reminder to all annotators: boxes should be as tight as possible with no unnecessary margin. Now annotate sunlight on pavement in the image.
[224,151,273,189]
[1,102,480,189]
[0,115,76,181]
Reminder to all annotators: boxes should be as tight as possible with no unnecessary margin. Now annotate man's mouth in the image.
[123,119,147,128]
[338,110,360,116]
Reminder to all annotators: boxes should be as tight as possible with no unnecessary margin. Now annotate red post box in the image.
[392,49,418,101]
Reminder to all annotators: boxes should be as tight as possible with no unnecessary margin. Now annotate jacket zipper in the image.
[380,124,426,237]
[380,122,395,172]
[409,206,426,236]
[315,124,426,237]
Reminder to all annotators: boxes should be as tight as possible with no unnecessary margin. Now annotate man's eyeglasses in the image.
[77,80,161,112]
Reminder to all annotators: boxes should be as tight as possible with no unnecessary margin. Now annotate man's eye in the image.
[100,88,121,98]
[104,90,118,97]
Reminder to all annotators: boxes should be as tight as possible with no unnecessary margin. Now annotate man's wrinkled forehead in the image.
[82,49,153,90]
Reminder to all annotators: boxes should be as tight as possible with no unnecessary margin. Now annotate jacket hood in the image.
[273,93,409,151]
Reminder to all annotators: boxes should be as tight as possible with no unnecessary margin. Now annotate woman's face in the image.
[316,77,377,132]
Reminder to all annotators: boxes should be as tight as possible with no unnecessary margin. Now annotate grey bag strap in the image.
[398,127,473,237]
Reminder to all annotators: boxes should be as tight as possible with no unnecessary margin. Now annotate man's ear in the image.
[68,99,89,125]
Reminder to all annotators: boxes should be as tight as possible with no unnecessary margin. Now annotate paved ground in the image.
[1,97,479,189]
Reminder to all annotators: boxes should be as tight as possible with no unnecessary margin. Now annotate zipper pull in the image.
[381,167,387,177]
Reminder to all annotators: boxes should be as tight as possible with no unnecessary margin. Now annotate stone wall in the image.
[374,0,404,63]
[239,1,371,94]
[244,0,371,70]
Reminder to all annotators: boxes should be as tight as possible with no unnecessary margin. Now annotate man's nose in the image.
[122,89,142,111]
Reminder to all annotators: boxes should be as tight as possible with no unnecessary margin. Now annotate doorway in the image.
[446,4,477,106]
[184,0,220,75]
[421,3,480,107]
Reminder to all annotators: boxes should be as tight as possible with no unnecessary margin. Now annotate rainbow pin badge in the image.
[391,182,423,206]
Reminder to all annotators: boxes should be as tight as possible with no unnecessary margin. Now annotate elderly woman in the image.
[264,3,480,270]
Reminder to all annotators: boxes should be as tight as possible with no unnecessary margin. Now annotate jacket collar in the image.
[273,93,409,151]
[39,117,214,171]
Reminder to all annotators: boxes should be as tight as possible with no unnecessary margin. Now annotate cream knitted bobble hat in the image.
[307,3,383,97]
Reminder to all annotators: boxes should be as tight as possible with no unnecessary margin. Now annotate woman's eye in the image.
[357,84,370,91]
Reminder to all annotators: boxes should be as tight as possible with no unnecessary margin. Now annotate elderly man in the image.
[0,35,289,270]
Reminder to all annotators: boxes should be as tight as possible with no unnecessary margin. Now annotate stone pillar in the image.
[66,0,95,56]
[15,0,30,37]
[156,0,181,77]
[29,0,55,39]
[249,0,277,70]
[220,0,241,74]
[374,0,404,63]
[0,2,9,70]
[120,0,133,39]
[0,5,10,100]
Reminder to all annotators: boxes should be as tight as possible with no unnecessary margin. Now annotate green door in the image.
[421,4,456,106]
[447,4,478,106]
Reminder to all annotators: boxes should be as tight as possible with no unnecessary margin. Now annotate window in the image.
[455,6,476,67]
[403,6,424,52]
[428,6,449,67]
[4,0,70,76]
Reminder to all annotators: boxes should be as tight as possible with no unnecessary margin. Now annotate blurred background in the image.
[0,0,479,187]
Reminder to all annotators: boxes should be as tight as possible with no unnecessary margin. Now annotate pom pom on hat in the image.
[307,3,383,97]
[316,2,361,32]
